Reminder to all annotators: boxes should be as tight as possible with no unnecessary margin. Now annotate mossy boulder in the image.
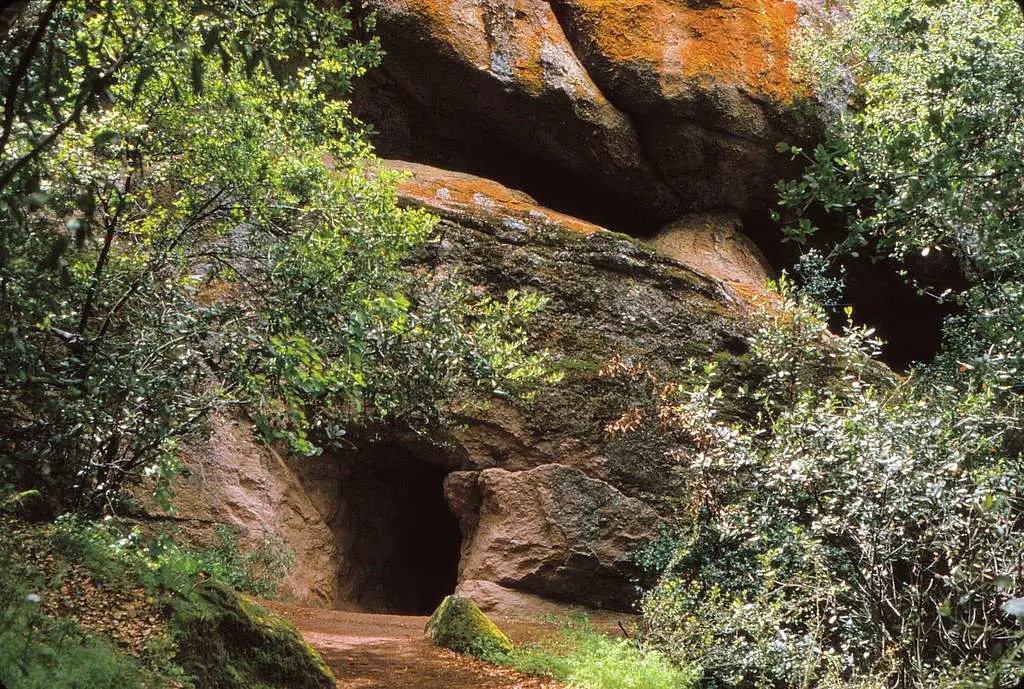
[171,581,333,689]
[425,595,513,659]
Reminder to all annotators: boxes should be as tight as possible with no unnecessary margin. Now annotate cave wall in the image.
[134,414,340,605]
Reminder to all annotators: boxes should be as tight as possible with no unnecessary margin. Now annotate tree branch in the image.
[0,0,61,163]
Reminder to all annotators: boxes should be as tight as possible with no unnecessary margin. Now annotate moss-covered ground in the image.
[0,515,333,689]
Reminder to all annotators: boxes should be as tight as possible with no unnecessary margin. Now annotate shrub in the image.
[607,289,1024,688]
[778,0,1024,391]
[48,515,294,598]
[0,0,554,514]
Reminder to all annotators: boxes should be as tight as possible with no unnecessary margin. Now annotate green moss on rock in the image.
[171,581,333,689]
[425,595,513,659]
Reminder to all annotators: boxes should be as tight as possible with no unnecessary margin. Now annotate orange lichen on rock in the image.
[559,0,803,103]
[383,160,605,236]
[678,0,801,101]
[478,2,578,97]
[375,0,601,99]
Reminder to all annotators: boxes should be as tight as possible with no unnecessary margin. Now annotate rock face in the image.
[352,1,956,367]
[354,0,815,230]
[159,161,763,615]
[446,466,662,610]
[137,414,339,604]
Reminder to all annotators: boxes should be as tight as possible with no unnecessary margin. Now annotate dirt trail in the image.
[263,601,563,689]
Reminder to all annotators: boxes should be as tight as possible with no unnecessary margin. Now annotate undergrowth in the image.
[49,515,294,598]
[494,617,701,689]
[0,512,319,689]
[0,587,166,689]
[0,522,175,688]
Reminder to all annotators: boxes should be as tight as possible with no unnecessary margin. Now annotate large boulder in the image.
[550,0,811,215]
[354,0,815,228]
[455,579,594,620]
[171,581,335,689]
[446,465,663,611]
[393,161,757,514]
[643,213,774,296]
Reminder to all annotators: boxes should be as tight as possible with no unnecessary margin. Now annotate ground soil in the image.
[263,601,566,689]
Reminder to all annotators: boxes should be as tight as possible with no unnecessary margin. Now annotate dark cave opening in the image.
[335,444,462,616]
[742,210,965,371]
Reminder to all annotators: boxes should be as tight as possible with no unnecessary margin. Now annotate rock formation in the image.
[137,414,340,603]
[150,0,826,616]
[155,157,770,613]
[446,465,662,610]
[353,0,815,231]
[351,0,959,366]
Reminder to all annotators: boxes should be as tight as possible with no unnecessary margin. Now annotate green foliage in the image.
[49,515,294,598]
[779,0,1024,387]
[631,525,685,578]
[0,605,163,689]
[606,290,1024,688]
[785,0,1024,272]
[198,526,294,599]
[791,249,846,312]
[0,0,551,513]
[498,617,701,689]
[425,595,514,659]
[760,10,1024,681]
[2,514,318,688]
[0,528,172,689]
[169,580,333,689]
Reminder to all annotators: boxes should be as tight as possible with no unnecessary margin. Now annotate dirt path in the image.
[263,602,563,689]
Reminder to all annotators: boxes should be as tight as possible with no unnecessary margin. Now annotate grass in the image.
[493,617,701,689]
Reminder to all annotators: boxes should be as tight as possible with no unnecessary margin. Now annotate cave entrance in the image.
[335,444,462,616]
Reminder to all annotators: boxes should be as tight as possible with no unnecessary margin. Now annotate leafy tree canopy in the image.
[0,0,554,513]
[626,2,1024,686]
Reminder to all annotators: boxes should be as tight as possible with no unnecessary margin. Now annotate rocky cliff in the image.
[151,0,816,617]
[353,0,816,232]
[351,0,959,368]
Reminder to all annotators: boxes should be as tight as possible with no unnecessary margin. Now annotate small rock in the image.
[425,595,513,659]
